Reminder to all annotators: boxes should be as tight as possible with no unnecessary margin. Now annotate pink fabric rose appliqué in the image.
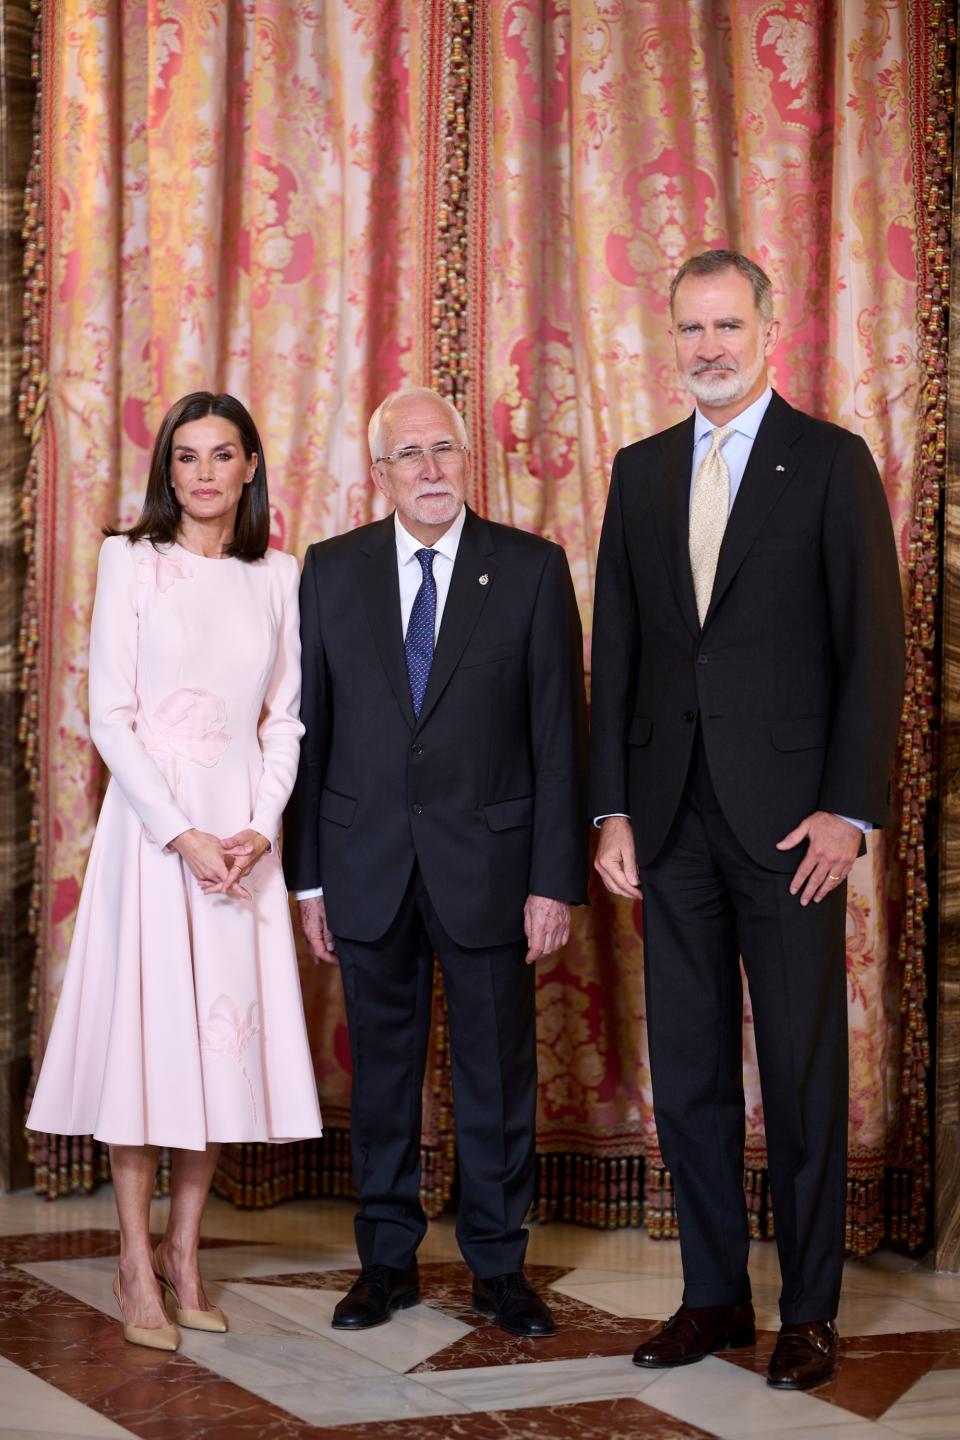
[137,547,193,593]
[146,688,231,766]
[199,996,261,1123]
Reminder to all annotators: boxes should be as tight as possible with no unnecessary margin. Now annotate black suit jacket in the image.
[589,391,905,871]
[283,507,588,946]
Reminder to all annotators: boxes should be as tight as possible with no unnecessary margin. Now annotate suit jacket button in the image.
[683,710,696,723]
[411,742,423,755]
[411,803,423,815]
[697,654,709,664]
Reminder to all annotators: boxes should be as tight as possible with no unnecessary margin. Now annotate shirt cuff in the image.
[593,813,629,829]
[835,815,871,834]
[295,886,324,900]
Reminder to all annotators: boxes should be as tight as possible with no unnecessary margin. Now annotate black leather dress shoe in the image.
[632,1301,756,1367]
[472,1272,557,1337]
[767,1320,838,1389]
[331,1263,420,1330]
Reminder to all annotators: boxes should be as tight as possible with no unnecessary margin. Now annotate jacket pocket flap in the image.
[771,716,829,752]
[750,530,814,555]
[459,643,521,669]
[483,795,534,831]
[629,715,653,746]
[320,787,358,827]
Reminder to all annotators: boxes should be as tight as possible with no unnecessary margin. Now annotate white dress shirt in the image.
[296,506,467,899]
[595,392,868,835]
[394,504,465,639]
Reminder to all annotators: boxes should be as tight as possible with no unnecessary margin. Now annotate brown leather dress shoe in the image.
[767,1320,838,1389]
[632,1301,756,1367]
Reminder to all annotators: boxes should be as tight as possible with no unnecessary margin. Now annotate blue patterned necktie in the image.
[405,548,437,718]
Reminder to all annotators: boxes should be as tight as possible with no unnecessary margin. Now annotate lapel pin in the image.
[775,464,785,472]
[478,573,489,586]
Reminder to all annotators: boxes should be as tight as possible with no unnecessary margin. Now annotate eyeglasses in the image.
[375,441,469,471]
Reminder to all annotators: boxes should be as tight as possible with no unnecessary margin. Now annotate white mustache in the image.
[691,362,737,375]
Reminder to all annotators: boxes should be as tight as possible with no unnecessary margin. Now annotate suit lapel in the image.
[649,415,700,639]
[359,515,415,729]
[703,390,803,625]
[414,507,497,731]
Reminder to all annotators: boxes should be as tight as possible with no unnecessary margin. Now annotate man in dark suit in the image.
[591,250,904,1390]
[284,386,588,1337]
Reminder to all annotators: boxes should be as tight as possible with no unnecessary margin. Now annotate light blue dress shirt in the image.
[690,387,773,512]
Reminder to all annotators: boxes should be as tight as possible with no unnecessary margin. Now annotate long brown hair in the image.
[107,392,270,560]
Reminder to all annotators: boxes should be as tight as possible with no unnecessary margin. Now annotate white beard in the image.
[683,347,767,408]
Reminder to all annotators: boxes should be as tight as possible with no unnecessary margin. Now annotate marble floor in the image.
[0,1188,958,1438]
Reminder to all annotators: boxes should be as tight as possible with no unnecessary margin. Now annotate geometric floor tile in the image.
[0,1353,136,1438]
[869,1367,960,1438]
[0,1195,957,1439]
[723,1326,960,1422]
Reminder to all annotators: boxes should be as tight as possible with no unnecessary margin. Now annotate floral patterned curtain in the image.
[468,0,926,1250]
[23,0,943,1252]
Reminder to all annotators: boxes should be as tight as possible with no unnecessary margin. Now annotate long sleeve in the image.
[250,553,307,846]
[527,543,589,903]
[589,452,642,818]
[818,432,905,825]
[281,544,330,890]
[87,537,193,848]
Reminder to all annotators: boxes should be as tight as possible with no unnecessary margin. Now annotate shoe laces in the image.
[489,1271,534,1299]
[357,1264,396,1293]
[662,1306,702,1339]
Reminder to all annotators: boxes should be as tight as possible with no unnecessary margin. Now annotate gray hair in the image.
[368,386,468,462]
[669,250,774,325]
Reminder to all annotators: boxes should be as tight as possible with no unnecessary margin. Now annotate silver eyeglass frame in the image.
[374,442,470,468]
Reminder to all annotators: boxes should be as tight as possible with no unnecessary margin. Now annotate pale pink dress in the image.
[28,536,322,1149]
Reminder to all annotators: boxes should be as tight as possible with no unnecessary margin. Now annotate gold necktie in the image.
[689,425,732,625]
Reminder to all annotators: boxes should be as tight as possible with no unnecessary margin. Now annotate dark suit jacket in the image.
[283,507,589,946]
[589,390,905,872]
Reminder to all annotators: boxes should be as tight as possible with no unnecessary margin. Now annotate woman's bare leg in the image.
[110,1144,169,1329]
[156,1144,221,1311]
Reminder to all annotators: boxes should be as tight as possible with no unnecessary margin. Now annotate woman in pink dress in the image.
[28,392,322,1351]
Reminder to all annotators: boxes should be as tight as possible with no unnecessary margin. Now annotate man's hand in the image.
[298,895,338,964]
[594,815,642,899]
[523,895,571,964]
[777,811,860,906]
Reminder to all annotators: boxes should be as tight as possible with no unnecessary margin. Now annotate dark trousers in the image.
[335,866,537,1278]
[639,737,848,1324]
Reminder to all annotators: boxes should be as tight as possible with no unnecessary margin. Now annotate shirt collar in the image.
[394,504,466,564]
[693,386,773,446]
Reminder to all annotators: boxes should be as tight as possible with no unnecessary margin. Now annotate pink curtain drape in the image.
[27,0,428,1195]
[467,0,920,1247]
[24,0,934,1250]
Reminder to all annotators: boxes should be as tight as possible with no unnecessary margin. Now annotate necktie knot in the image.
[707,425,732,455]
[415,548,436,577]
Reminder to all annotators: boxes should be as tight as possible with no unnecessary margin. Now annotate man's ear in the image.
[370,462,389,500]
[764,319,781,356]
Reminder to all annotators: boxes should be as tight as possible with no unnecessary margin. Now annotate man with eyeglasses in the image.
[284,386,588,1337]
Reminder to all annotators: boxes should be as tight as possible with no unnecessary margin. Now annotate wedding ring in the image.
[828,873,841,881]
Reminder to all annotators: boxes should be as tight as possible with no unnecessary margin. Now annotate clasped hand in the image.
[170,827,270,899]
